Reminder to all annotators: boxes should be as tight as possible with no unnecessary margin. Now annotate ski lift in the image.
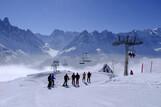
[51,60,59,72]
[79,61,85,64]
[62,59,68,66]
[79,58,85,64]
[63,63,68,66]
[128,46,136,58]
[82,52,92,62]
[79,55,85,64]
[52,60,59,66]
[128,51,136,58]
[79,52,92,64]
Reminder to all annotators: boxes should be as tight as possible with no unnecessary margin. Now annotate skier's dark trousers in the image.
[51,73,55,87]
[71,73,76,86]
[63,74,69,87]
[87,72,91,83]
[82,72,86,82]
[76,73,80,87]
[48,74,52,89]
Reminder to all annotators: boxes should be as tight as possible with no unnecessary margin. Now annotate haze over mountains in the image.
[0,17,161,64]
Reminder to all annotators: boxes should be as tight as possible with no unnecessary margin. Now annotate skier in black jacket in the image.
[47,74,52,89]
[87,72,91,83]
[71,73,76,86]
[63,74,69,87]
[75,73,80,87]
[82,72,86,82]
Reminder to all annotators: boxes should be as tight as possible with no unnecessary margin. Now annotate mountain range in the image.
[58,28,161,57]
[0,17,161,64]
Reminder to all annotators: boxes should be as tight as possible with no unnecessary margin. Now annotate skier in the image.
[71,73,76,86]
[82,72,86,82]
[87,72,91,83]
[47,74,52,89]
[51,73,56,87]
[63,73,69,87]
[130,70,134,75]
[75,73,80,87]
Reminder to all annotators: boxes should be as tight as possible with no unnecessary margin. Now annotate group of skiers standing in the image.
[63,72,92,87]
[63,73,80,87]
[47,72,92,89]
[70,73,80,87]
[83,72,92,83]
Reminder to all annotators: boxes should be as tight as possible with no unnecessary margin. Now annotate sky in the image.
[0,0,161,35]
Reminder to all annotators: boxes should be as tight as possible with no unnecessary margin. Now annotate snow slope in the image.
[0,65,45,81]
[0,71,161,107]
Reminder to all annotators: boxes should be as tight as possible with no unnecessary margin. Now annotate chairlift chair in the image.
[79,60,85,64]
[83,59,91,62]
[79,56,85,64]
[128,46,136,58]
[82,52,92,63]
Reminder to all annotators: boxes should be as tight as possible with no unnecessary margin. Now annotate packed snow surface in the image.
[0,57,161,107]
[0,71,161,107]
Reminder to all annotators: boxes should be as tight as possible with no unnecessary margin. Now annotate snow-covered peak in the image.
[51,29,65,36]
[80,30,89,35]
[3,17,10,25]
[153,27,161,31]
[92,30,99,35]
[0,17,46,58]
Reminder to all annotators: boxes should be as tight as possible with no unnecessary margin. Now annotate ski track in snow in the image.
[0,72,161,107]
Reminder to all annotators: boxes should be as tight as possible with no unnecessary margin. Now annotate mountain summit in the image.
[3,17,10,25]
[0,17,161,64]
[0,17,47,63]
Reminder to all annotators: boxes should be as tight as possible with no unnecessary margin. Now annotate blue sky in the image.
[0,0,161,34]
